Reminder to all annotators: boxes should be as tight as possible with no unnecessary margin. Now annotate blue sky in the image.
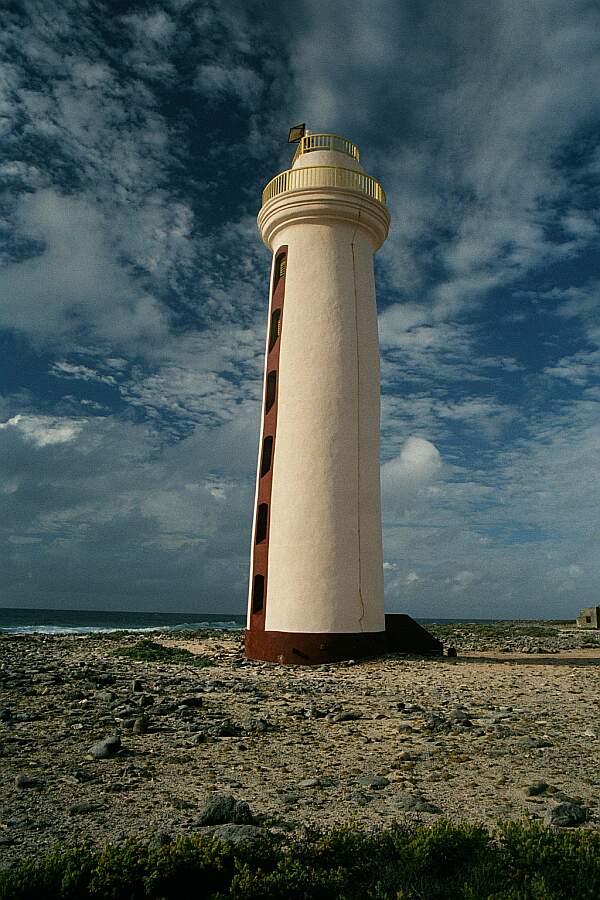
[1,0,599,617]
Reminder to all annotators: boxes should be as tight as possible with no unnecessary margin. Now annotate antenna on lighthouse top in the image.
[287,123,306,143]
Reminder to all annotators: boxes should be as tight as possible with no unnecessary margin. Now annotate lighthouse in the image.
[245,130,390,665]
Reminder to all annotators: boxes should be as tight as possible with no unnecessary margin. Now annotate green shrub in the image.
[1,821,599,900]
[112,639,214,667]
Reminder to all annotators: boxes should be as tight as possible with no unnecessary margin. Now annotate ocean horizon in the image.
[0,607,546,636]
[0,607,247,635]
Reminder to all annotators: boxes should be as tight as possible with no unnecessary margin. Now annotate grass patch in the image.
[112,639,214,667]
[1,820,600,899]
[427,621,560,642]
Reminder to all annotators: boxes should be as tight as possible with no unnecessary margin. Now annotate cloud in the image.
[0,189,170,349]
[288,0,600,316]
[383,436,442,485]
[51,362,118,385]
[0,414,85,447]
[194,64,263,107]
[0,411,258,610]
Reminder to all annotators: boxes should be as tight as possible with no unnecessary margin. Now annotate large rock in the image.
[198,794,255,826]
[89,733,121,759]
[209,824,262,844]
[394,794,441,813]
[548,802,587,827]
[526,781,549,797]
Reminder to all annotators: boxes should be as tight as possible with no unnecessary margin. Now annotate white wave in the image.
[0,621,244,635]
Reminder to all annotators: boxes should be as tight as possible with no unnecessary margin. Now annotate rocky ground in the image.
[1,622,599,864]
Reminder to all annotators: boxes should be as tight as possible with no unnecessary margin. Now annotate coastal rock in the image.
[357,776,390,790]
[146,831,173,848]
[548,802,587,827]
[394,795,441,813]
[526,781,549,796]
[212,722,242,737]
[133,716,149,735]
[94,691,115,703]
[209,824,262,844]
[331,711,362,723]
[517,736,552,750]
[14,774,44,789]
[68,801,106,816]
[298,778,320,789]
[198,794,255,826]
[89,734,121,759]
[179,696,203,708]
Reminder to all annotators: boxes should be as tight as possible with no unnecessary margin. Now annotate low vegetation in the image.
[427,621,561,642]
[1,820,600,899]
[112,639,214,667]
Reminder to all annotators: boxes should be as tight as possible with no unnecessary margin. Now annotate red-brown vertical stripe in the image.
[248,246,287,632]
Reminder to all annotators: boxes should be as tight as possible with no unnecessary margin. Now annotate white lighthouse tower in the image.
[246,130,391,665]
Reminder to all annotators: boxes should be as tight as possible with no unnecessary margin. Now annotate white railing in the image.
[262,165,386,206]
[292,133,360,164]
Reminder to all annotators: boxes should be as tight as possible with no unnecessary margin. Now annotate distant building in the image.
[576,606,600,629]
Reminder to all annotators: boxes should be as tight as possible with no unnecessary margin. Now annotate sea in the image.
[0,607,246,635]
[0,608,506,635]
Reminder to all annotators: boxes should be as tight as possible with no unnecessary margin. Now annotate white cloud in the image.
[0,414,85,447]
[0,189,170,349]
[383,436,442,483]
[51,362,118,385]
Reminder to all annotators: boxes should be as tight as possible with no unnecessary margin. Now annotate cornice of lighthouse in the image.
[258,186,390,251]
[258,133,389,251]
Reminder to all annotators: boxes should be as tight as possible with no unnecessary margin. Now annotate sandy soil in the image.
[1,625,599,864]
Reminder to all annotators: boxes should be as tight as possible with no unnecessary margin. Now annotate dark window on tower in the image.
[273,252,287,290]
[268,308,281,352]
[255,503,268,543]
[265,371,277,413]
[260,435,274,477]
[586,616,592,623]
[252,574,265,613]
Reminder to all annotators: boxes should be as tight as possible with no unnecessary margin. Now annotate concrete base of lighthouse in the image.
[245,616,442,665]
[244,629,387,665]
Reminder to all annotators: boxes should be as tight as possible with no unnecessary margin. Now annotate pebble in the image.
[517,736,552,749]
[68,801,106,816]
[133,716,149,735]
[357,776,390,790]
[331,711,362,723]
[14,774,44,789]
